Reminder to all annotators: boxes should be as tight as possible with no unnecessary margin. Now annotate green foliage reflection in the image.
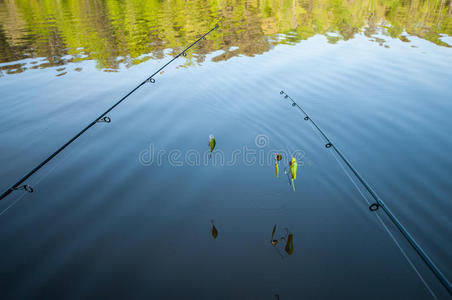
[0,0,450,74]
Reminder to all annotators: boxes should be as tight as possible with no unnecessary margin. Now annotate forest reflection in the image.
[0,0,451,75]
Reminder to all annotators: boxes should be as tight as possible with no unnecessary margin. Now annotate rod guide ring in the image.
[369,203,380,211]
[13,185,34,193]
[97,116,111,123]
[325,143,332,148]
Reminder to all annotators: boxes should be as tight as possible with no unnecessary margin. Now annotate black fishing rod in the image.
[279,91,452,296]
[0,25,219,201]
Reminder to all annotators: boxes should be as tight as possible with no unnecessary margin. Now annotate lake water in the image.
[0,0,451,299]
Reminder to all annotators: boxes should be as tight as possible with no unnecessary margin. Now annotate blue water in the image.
[1,13,452,300]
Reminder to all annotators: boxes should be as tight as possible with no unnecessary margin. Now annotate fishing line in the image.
[302,115,435,296]
[0,192,28,217]
[0,25,219,202]
[329,143,437,299]
[279,90,452,296]
[284,147,294,187]
[0,124,97,217]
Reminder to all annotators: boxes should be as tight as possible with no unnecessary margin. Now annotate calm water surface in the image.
[0,0,451,299]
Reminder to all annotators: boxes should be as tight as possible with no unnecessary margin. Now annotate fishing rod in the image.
[279,90,452,296]
[0,25,219,201]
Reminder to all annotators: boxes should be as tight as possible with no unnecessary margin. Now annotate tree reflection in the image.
[0,0,450,75]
